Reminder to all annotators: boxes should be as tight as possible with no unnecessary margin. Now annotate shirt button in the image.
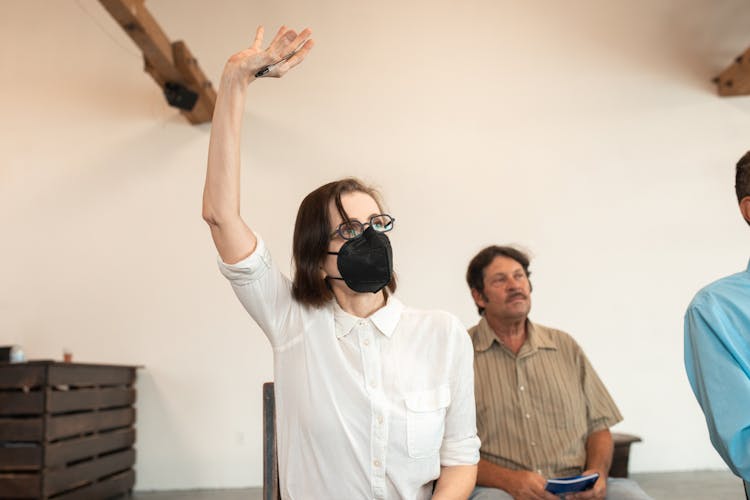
[519,385,525,391]
[363,339,370,346]
[373,459,381,467]
[525,413,531,419]
[377,415,384,424]
[531,441,537,447]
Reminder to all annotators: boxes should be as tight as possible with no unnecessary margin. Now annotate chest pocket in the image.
[405,384,451,459]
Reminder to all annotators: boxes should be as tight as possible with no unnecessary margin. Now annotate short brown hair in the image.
[466,245,532,315]
[736,151,750,203]
[292,178,397,307]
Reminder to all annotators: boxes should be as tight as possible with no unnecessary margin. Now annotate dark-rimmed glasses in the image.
[330,214,395,240]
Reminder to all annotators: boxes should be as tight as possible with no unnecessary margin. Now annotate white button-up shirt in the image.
[219,237,479,500]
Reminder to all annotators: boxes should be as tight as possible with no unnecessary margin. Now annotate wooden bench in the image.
[611,432,642,478]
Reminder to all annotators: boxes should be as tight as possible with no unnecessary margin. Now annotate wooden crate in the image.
[0,361,139,499]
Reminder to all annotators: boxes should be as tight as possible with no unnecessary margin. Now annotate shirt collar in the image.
[473,316,557,354]
[525,320,557,352]
[333,296,404,339]
[473,317,498,352]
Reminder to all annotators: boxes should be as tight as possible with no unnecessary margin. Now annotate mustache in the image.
[506,292,528,302]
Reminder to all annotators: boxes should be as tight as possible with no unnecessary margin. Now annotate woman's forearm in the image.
[433,464,477,500]
[203,62,256,263]
[202,65,257,263]
[203,66,250,226]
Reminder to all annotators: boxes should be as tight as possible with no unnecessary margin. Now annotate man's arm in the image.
[567,429,612,500]
[685,298,750,480]
[477,458,557,500]
[433,465,477,500]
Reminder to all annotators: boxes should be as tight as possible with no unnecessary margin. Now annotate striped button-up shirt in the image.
[469,318,622,478]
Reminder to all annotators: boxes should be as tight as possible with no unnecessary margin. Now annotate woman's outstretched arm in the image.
[203,25,314,264]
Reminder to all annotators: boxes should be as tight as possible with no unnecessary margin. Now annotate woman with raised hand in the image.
[203,25,480,500]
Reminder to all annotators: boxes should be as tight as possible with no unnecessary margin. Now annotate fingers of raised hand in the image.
[251,25,264,50]
[267,27,300,59]
[273,38,314,76]
[268,25,290,47]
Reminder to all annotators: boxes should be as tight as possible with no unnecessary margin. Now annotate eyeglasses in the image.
[330,214,395,240]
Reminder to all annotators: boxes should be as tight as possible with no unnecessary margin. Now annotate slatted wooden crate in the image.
[0,361,138,499]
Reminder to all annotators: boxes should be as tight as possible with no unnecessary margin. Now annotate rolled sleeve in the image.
[216,236,297,347]
[441,318,481,466]
[217,237,273,285]
[581,351,623,434]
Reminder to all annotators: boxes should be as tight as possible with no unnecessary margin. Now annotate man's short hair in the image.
[466,245,532,315]
[736,151,750,203]
[736,152,750,227]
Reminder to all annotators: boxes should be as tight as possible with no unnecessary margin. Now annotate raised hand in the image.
[225,25,314,84]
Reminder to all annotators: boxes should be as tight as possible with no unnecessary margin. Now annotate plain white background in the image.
[3,0,750,490]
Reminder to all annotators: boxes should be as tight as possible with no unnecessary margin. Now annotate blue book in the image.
[545,472,599,495]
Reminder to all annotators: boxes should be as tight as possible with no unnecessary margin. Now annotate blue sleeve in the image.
[684,296,750,480]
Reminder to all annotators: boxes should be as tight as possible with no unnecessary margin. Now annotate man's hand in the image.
[504,470,558,500]
[565,469,607,500]
[225,25,314,85]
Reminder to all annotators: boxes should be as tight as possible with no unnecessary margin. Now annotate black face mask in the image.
[328,226,393,293]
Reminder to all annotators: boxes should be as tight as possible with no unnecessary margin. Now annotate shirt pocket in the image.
[404,384,451,459]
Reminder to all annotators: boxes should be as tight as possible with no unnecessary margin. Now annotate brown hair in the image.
[466,245,532,315]
[736,151,750,203]
[292,178,397,307]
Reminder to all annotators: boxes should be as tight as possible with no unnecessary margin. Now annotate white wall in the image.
[2,0,750,490]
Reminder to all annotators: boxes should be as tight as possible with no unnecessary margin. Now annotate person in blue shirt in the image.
[684,150,750,499]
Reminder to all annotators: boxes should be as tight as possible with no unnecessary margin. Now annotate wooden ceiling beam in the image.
[715,48,750,96]
[99,0,216,124]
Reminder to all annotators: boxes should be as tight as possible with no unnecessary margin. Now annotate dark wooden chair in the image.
[262,382,641,499]
[263,382,280,500]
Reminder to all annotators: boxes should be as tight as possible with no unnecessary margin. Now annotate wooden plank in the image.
[0,417,43,441]
[612,432,642,446]
[173,40,216,124]
[46,428,135,467]
[48,388,135,414]
[48,365,134,387]
[0,445,42,471]
[716,47,750,96]
[43,448,135,496]
[0,365,45,389]
[97,0,216,124]
[98,0,182,82]
[0,391,44,415]
[47,408,135,441]
[0,472,40,498]
[51,468,135,500]
[50,468,135,500]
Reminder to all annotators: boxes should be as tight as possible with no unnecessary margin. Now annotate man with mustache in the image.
[465,246,651,500]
